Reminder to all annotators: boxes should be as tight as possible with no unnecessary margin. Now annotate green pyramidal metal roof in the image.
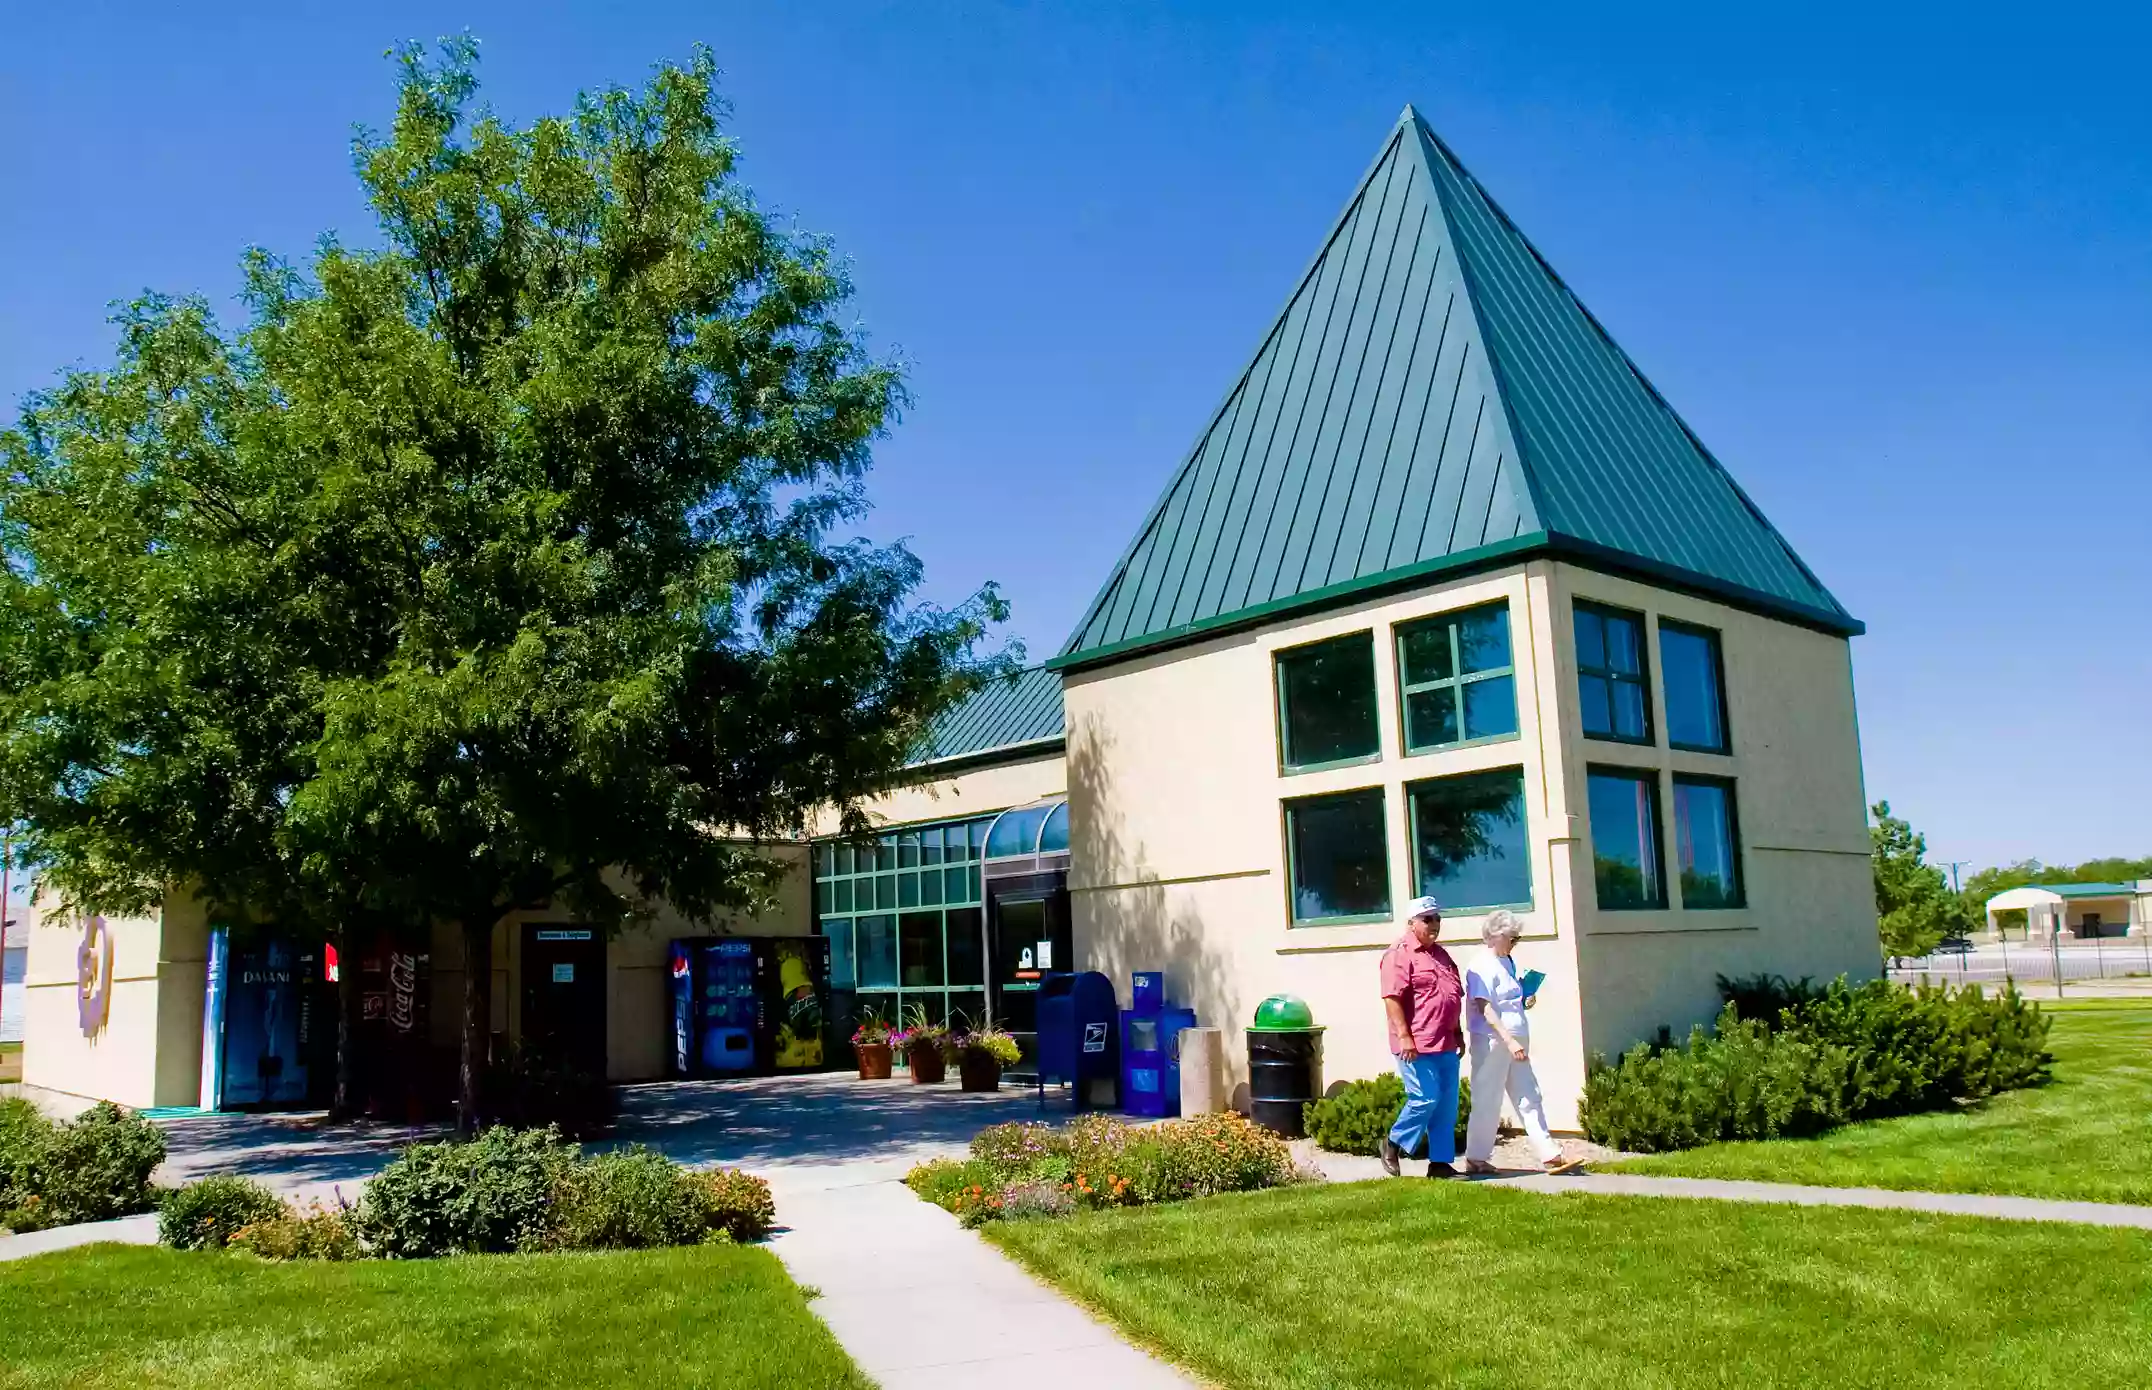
[1053,108,1859,671]
[908,665,1064,768]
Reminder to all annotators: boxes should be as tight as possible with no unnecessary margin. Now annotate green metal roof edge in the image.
[899,735,1068,781]
[1048,526,1862,676]
[2045,882,2139,898]
[1049,531,1549,673]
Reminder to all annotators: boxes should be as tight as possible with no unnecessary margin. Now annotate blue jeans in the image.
[1387,1051,1461,1164]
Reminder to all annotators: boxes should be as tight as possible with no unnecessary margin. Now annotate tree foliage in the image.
[0,40,1009,1128]
[1870,801,1973,962]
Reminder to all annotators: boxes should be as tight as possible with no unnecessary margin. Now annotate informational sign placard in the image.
[552,963,575,983]
[1082,1021,1107,1054]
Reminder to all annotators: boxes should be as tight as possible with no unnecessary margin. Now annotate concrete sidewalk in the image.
[767,1166,1199,1390]
[0,1213,158,1262]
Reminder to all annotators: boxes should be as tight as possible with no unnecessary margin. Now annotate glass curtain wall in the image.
[815,816,993,1032]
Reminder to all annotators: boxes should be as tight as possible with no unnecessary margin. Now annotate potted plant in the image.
[896,1003,949,1085]
[851,1008,895,1080]
[947,1021,1022,1092]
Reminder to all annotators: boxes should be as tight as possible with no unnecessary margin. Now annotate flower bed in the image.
[905,1113,1297,1227]
[1581,978,2052,1153]
[154,1127,774,1260]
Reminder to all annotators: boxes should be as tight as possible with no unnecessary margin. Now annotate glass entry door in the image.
[987,877,1069,1078]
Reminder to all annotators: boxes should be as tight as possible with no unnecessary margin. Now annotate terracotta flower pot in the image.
[855,1042,893,1080]
[906,1042,947,1084]
[958,1051,1003,1093]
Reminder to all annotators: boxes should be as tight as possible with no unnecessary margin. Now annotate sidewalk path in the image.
[765,1162,1199,1390]
[1305,1147,2152,1228]
[0,1213,157,1263]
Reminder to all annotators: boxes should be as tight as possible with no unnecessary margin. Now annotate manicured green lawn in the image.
[1610,1001,2152,1205]
[989,1181,2152,1390]
[0,1242,867,1389]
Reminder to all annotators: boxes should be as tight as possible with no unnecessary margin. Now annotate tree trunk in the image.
[458,916,494,1137]
[331,934,362,1120]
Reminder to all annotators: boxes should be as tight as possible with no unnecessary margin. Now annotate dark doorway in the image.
[986,873,1069,1079]
[521,926,607,1074]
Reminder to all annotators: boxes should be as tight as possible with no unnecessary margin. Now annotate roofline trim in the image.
[898,735,1068,780]
[1050,528,1862,674]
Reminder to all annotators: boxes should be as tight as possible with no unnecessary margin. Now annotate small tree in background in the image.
[1870,801,1972,964]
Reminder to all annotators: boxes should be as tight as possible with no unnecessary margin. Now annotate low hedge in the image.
[1,1099,166,1231]
[1303,1073,1471,1158]
[907,1113,1297,1227]
[156,1128,773,1260]
[1582,978,2052,1153]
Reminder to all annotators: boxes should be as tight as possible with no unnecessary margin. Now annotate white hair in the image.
[1481,910,1526,945]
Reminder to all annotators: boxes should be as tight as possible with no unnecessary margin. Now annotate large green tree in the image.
[1870,801,1974,963]
[1,41,1007,1130]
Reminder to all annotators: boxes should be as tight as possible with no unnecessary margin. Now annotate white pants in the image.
[1465,1030,1560,1163]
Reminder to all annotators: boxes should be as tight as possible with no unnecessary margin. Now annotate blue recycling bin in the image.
[1036,971,1120,1110]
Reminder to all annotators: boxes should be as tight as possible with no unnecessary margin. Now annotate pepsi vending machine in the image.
[669,936,832,1077]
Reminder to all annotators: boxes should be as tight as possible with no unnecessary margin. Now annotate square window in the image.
[874,839,896,873]
[922,828,944,867]
[821,918,856,989]
[920,866,943,906]
[898,871,920,909]
[874,875,895,911]
[1575,602,1652,743]
[897,832,920,869]
[943,865,968,903]
[1673,776,1743,908]
[1409,767,1532,911]
[1660,620,1729,753]
[899,911,945,987]
[1588,768,1666,909]
[945,907,984,985]
[1395,602,1517,754]
[1284,788,1391,924]
[1276,632,1381,770]
[833,842,855,877]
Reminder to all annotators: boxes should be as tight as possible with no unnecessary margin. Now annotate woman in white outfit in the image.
[1462,910,1566,1173]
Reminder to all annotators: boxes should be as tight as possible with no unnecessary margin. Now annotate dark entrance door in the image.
[521,926,607,1074]
[986,874,1069,1079]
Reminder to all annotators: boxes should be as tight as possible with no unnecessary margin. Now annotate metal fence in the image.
[1889,934,2152,989]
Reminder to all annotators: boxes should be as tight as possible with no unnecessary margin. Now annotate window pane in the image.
[1398,621,1454,686]
[897,832,920,869]
[1278,634,1380,768]
[1674,778,1742,908]
[920,866,943,906]
[899,911,945,987]
[854,992,897,1031]
[1410,768,1531,910]
[944,865,968,903]
[968,865,982,902]
[874,875,895,910]
[817,878,833,914]
[1039,802,1070,854]
[834,843,855,876]
[1574,608,1606,670]
[833,879,853,913]
[1662,624,1727,751]
[945,907,984,985]
[898,871,920,908]
[1578,675,1613,738]
[967,819,988,858]
[1286,789,1391,922]
[1611,681,1648,741]
[1604,611,1643,676]
[822,918,855,989]
[947,989,987,1032]
[856,914,898,988]
[921,828,944,866]
[817,844,833,877]
[1462,675,1518,740]
[1405,687,1459,751]
[1588,771,1664,909]
[874,839,896,872]
[1457,605,1511,675]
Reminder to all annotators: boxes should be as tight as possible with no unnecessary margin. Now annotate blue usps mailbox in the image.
[1036,971,1120,1110]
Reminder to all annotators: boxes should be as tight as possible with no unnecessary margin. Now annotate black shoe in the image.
[1379,1136,1403,1177]
[1426,1161,1458,1179]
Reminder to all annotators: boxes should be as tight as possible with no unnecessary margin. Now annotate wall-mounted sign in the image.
[76,914,114,1037]
[1082,1021,1107,1054]
[551,963,575,983]
[535,929,593,942]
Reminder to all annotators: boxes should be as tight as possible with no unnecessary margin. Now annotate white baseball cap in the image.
[1405,896,1442,921]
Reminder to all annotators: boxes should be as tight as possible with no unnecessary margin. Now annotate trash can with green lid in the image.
[1246,994,1324,1137]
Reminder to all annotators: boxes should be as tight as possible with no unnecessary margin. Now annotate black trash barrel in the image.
[1245,994,1324,1138]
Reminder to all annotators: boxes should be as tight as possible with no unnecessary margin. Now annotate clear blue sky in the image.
[4,2,2147,873]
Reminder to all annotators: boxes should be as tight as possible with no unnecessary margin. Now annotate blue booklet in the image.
[1519,968,1547,999]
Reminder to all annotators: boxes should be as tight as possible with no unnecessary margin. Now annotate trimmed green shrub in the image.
[1303,1071,1471,1157]
[1583,980,2053,1154]
[358,1125,577,1257]
[159,1175,286,1250]
[551,1147,773,1249]
[5,1101,167,1224]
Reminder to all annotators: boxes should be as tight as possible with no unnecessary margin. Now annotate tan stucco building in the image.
[17,108,1879,1131]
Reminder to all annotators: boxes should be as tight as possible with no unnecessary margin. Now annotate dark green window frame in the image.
[1671,774,1745,910]
[1574,600,1654,746]
[1586,764,1668,911]
[1659,618,1731,754]
[1394,601,1520,755]
[1282,786,1393,926]
[1274,631,1382,774]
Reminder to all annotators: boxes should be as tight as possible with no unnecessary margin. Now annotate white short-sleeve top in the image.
[1465,949,1530,1039]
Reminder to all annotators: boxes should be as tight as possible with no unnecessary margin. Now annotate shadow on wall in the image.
[1066,709,1254,1109]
